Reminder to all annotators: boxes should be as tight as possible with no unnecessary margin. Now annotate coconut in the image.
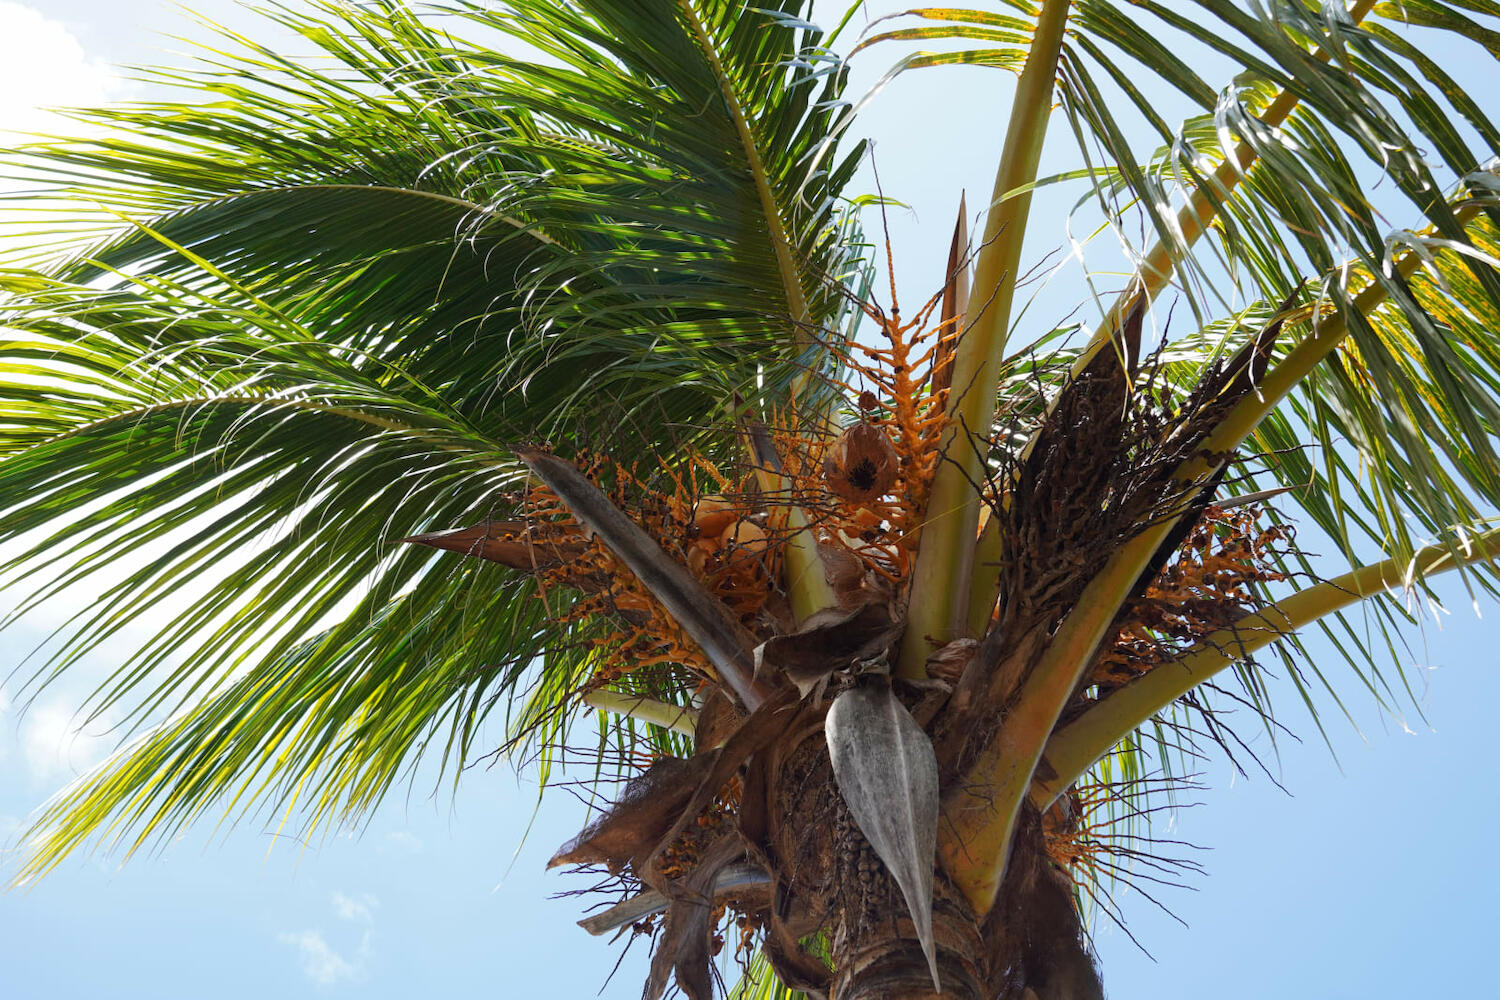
[823,421,899,503]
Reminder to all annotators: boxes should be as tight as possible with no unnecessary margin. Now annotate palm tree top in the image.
[4,1,1500,997]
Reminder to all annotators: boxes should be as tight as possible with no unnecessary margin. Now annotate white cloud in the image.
[331,891,378,924]
[0,2,131,267]
[278,930,359,987]
[18,701,115,784]
[0,2,123,136]
[279,893,378,985]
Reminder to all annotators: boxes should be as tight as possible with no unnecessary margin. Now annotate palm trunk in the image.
[823,849,1100,1000]
[766,738,984,1000]
[829,870,985,1000]
[817,800,1101,1000]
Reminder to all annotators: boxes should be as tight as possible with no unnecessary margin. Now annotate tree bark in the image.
[829,872,985,1000]
[826,786,985,1000]
[762,713,1101,1000]
[819,800,1102,1000]
[982,806,1105,1000]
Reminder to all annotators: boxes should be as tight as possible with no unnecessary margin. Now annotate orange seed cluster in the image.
[1093,505,1291,689]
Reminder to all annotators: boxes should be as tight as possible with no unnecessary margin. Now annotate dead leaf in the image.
[825,677,942,991]
[578,862,768,937]
[548,754,712,872]
[643,687,800,883]
[756,603,896,696]
[647,834,745,1000]
[402,520,586,571]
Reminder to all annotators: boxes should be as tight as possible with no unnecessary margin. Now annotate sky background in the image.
[0,2,1497,998]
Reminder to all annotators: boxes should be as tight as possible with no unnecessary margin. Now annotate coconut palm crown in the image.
[4,1,1500,998]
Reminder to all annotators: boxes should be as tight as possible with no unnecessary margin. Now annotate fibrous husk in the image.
[686,513,769,577]
[693,687,744,751]
[548,754,712,873]
[1129,297,1294,596]
[754,603,896,696]
[988,804,1104,1000]
[823,421,899,502]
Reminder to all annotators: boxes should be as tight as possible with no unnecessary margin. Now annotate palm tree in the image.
[4,0,1500,997]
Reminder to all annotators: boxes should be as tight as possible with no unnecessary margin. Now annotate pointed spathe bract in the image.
[514,448,770,710]
[825,677,943,991]
[933,191,969,396]
[401,520,585,570]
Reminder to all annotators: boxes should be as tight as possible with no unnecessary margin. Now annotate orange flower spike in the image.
[692,454,734,493]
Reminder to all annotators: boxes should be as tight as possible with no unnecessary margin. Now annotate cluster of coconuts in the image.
[684,498,770,578]
[681,418,902,583]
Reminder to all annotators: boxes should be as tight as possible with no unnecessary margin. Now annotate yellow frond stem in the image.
[741,421,841,623]
[938,519,1174,914]
[1031,527,1500,811]
[898,0,1075,676]
[964,508,1004,637]
[963,0,1379,630]
[583,689,699,737]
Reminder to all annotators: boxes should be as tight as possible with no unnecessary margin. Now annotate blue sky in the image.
[1,2,1497,997]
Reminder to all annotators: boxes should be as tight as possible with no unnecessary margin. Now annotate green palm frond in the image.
[873,0,1500,600]
[11,0,868,441]
[1,0,870,874]
[728,947,810,1000]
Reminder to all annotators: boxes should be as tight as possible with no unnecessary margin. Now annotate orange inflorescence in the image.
[661,775,739,859]
[759,292,956,586]
[1042,781,1108,889]
[525,453,786,690]
[512,284,962,690]
[831,295,953,550]
[1093,505,1291,688]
